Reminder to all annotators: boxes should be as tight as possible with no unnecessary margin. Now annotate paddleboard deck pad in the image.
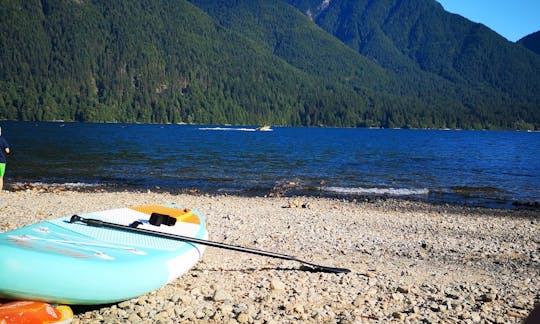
[0,205,207,305]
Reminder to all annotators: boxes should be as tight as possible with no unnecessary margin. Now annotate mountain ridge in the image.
[288,0,540,100]
[191,0,540,129]
[0,0,538,130]
[518,31,540,56]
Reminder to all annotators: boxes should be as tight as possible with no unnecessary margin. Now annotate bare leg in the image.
[0,177,3,191]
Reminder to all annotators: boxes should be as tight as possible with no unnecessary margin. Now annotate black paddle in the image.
[69,215,350,274]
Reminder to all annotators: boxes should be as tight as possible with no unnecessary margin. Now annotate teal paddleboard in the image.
[0,204,207,305]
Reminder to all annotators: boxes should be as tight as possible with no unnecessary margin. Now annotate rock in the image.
[219,303,234,314]
[213,289,232,302]
[156,309,175,321]
[366,287,378,296]
[237,313,250,323]
[513,297,528,309]
[392,312,405,320]
[352,295,364,307]
[293,304,305,314]
[270,278,286,291]
[364,271,376,278]
[179,293,192,305]
[397,286,409,294]
[506,310,527,320]
[127,313,142,322]
[203,306,216,318]
[480,293,495,302]
[286,201,300,208]
[391,293,404,302]
[182,310,195,320]
[118,301,132,309]
[471,312,481,323]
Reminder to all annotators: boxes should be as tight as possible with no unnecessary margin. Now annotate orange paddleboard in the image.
[0,301,73,324]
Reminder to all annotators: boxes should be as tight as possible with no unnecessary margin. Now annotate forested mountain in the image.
[1,0,539,129]
[284,0,540,128]
[518,31,540,56]
[0,0,324,125]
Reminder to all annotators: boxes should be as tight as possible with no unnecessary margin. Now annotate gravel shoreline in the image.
[1,189,539,323]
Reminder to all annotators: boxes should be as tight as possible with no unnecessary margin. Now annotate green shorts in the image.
[0,163,5,177]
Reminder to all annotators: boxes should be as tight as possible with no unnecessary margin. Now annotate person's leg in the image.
[0,163,5,191]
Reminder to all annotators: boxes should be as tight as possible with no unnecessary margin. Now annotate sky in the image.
[436,0,540,42]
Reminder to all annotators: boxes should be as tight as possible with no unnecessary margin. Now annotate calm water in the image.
[2,121,539,208]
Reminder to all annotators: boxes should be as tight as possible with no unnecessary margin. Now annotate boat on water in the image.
[255,125,272,131]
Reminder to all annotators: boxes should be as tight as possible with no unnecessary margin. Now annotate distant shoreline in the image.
[7,180,540,211]
[2,119,539,131]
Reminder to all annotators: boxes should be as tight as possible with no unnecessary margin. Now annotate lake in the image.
[1,121,539,208]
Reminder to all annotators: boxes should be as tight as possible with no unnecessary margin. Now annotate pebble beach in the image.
[0,188,539,323]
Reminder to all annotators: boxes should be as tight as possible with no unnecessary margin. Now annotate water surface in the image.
[2,121,539,208]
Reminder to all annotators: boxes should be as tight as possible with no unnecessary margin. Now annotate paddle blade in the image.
[299,261,351,274]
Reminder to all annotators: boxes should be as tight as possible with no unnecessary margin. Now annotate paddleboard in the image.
[0,300,73,324]
[0,204,207,305]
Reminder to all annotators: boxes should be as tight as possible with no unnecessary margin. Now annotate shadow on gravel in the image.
[71,303,117,315]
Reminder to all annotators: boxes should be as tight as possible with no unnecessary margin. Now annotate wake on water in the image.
[323,186,430,197]
[198,127,273,132]
[198,127,257,132]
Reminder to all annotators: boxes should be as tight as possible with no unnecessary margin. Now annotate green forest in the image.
[1,0,539,130]
[518,31,540,55]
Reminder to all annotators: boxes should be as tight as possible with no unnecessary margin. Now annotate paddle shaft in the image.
[69,215,350,273]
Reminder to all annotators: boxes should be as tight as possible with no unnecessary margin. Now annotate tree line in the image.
[0,0,538,130]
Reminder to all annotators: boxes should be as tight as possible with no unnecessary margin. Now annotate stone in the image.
[237,313,250,323]
[365,271,376,278]
[179,294,192,305]
[391,293,404,302]
[480,294,495,302]
[397,286,409,294]
[127,313,142,322]
[352,296,364,307]
[213,289,232,302]
[471,312,481,323]
[513,297,528,309]
[294,304,305,314]
[219,303,234,314]
[270,278,286,291]
[118,301,132,309]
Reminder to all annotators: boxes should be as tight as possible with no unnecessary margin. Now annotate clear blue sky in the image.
[436,0,540,42]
